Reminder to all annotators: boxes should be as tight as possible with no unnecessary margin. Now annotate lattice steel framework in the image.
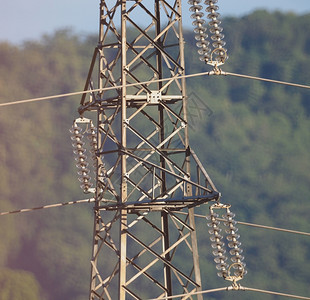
[78,0,219,299]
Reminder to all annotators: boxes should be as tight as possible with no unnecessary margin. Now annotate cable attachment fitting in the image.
[209,64,224,75]
[70,118,97,194]
[206,202,247,283]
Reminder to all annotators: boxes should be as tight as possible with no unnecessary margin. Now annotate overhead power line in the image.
[0,70,309,109]
[0,71,211,108]
[147,285,310,300]
[243,286,310,300]
[0,198,95,216]
[219,217,310,237]
[175,211,310,237]
[1,200,309,238]
[147,286,228,300]
[223,71,310,90]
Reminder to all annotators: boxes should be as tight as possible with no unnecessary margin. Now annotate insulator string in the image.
[188,0,211,62]
[207,208,229,277]
[86,122,98,173]
[70,118,97,193]
[207,203,246,283]
[223,208,247,279]
[205,0,227,64]
[189,0,227,65]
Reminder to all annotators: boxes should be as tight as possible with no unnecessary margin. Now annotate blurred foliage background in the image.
[0,10,309,299]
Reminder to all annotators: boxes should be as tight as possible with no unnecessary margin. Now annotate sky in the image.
[0,0,309,44]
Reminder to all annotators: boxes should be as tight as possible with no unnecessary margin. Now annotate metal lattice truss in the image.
[79,0,219,299]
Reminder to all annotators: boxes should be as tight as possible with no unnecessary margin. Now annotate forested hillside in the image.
[0,10,310,299]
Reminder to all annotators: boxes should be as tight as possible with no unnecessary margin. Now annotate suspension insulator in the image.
[223,208,247,278]
[70,118,97,193]
[87,123,98,170]
[207,203,247,282]
[206,211,229,278]
[204,0,227,64]
[188,0,211,63]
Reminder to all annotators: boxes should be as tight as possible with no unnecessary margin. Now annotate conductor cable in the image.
[1,70,309,108]
[0,198,95,216]
[223,71,310,89]
[175,211,310,237]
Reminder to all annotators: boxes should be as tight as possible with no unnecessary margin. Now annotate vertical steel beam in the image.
[155,0,173,296]
[178,0,203,298]
[119,0,128,299]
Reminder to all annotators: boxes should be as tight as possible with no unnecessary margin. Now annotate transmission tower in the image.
[77,0,219,298]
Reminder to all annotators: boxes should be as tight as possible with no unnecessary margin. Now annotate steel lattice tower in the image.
[78,0,219,299]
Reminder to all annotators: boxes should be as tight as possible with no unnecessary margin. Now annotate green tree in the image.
[0,269,41,300]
